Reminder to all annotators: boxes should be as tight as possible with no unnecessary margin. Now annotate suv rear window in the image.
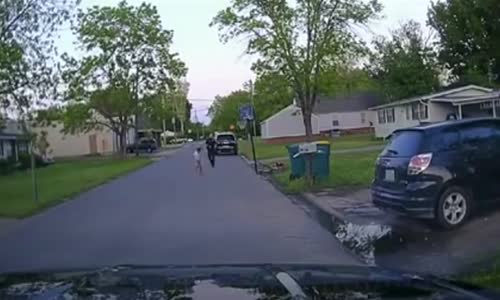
[217,134,235,141]
[381,130,423,157]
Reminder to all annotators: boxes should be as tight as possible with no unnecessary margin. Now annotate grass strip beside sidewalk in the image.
[272,151,379,193]
[240,135,384,160]
[0,157,151,218]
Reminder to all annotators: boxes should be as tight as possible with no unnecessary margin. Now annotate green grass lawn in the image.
[462,256,500,289]
[240,134,384,160]
[272,151,379,193]
[0,157,151,218]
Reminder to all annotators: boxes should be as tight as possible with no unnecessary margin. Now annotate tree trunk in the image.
[119,128,127,157]
[301,100,314,183]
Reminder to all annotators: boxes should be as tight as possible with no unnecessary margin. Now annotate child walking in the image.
[193,147,203,175]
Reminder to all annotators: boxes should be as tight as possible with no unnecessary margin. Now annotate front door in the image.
[88,134,98,155]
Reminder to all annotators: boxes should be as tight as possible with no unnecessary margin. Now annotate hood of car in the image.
[0,264,495,300]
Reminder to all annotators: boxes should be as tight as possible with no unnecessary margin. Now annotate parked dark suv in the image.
[372,118,500,229]
[126,138,158,153]
[215,132,238,155]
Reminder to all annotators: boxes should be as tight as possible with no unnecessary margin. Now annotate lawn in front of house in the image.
[272,151,379,193]
[240,134,384,160]
[0,157,151,218]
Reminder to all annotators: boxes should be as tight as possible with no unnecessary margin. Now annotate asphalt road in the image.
[0,144,360,273]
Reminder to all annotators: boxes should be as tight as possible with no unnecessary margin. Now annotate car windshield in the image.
[2,0,499,296]
[217,134,235,141]
[381,130,423,157]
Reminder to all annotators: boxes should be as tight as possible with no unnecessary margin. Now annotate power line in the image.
[188,98,214,102]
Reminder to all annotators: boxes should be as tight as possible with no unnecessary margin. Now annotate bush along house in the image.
[369,85,500,138]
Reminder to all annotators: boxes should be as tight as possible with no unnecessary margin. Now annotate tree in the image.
[61,87,135,154]
[61,1,187,154]
[428,0,500,86]
[211,0,381,145]
[208,90,250,133]
[142,80,191,133]
[318,67,380,96]
[253,72,294,122]
[0,0,79,114]
[366,21,440,101]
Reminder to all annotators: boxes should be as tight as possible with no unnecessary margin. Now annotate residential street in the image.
[0,144,359,273]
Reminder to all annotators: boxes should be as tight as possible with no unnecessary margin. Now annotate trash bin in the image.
[313,141,330,179]
[286,144,306,180]
[286,141,330,180]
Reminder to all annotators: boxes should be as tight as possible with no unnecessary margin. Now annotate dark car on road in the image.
[215,132,238,155]
[372,118,500,229]
[126,138,158,153]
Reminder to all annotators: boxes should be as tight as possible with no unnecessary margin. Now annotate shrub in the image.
[17,153,48,170]
[0,158,16,175]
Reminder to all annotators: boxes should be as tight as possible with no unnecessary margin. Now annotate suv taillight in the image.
[408,153,432,175]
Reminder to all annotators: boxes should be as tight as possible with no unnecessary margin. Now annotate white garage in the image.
[260,104,320,139]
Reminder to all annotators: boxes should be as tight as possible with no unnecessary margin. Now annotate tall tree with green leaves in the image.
[0,0,80,115]
[61,87,135,154]
[366,20,440,101]
[211,0,381,144]
[61,1,186,153]
[252,72,294,122]
[429,0,500,86]
[208,90,250,133]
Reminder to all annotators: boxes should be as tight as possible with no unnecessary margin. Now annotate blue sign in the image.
[239,104,255,121]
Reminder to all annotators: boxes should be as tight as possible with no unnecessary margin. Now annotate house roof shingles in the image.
[312,92,383,114]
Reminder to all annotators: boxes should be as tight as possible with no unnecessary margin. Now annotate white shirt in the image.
[193,150,201,161]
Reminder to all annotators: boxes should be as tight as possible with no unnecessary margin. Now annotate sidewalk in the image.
[302,188,384,224]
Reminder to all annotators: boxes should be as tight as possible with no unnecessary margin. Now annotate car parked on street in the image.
[372,118,500,229]
[215,132,238,155]
[126,137,158,153]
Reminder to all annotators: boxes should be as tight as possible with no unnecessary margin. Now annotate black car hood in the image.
[0,264,495,300]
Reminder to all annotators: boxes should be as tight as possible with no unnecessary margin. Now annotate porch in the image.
[433,91,500,120]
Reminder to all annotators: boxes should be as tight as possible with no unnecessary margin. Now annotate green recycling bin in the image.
[286,141,330,180]
[313,141,330,179]
[286,144,306,179]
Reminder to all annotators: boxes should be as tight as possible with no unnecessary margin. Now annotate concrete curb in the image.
[301,192,348,222]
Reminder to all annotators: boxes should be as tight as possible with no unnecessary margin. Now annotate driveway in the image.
[0,144,359,273]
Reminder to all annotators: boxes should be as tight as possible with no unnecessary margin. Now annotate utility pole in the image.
[249,80,257,136]
[194,110,200,140]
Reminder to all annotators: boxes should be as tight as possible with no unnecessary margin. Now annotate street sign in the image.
[237,120,247,130]
[239,104,255,121]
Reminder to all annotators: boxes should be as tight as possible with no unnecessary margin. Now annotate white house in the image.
[260,92,382,141]
[369,85,498,138]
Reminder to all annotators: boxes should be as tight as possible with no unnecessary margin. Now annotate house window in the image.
[361,112,366,124]
[386,108,395,123]
[406,105,411,120]
[332,120,339,126]
[411,103,428,120]
[17,142,28,154]
[378,110,385,124]
[378,108,395,124]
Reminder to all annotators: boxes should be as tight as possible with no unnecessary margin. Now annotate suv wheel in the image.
[436,186,471,229]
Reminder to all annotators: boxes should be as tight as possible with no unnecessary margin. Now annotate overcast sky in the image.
[57,0,433,122]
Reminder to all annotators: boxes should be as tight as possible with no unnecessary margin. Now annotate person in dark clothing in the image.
[206,134,217,168]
